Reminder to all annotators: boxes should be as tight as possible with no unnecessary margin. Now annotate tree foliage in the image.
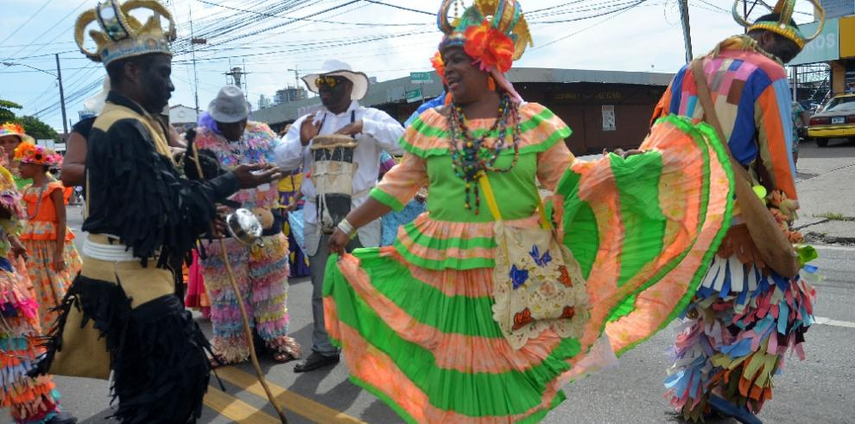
[0,99,22,123]
[13,115,58,140]
[0,99,57,140]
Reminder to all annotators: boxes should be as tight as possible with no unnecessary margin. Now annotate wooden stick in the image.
[218,237,289,424]
[190,145,289,424]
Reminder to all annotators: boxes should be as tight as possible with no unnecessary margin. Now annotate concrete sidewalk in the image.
[793,139,855,245]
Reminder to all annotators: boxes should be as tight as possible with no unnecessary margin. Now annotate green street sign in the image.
[406,88,423,103]
[410,72,433,84]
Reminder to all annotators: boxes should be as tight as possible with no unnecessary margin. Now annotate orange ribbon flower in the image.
[463,20,514,73]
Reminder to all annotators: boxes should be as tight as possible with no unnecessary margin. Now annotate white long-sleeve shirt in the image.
[275,100,405,247]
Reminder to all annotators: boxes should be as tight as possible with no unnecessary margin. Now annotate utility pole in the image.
[55,53,68,138]
[678,0,693,64]
[189,4,205,115]
[792,66,799,100]
[243,59,248,98]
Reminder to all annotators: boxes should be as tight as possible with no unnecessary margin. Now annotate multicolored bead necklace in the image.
[448,94,522,214]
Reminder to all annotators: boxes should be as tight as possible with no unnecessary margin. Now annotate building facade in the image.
[252,67,673,154]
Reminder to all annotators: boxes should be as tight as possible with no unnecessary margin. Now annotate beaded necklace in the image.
[447,94,522,215]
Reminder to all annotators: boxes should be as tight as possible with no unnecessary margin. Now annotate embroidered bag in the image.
[480,175,589,350]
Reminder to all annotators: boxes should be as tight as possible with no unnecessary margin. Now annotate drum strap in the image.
[316,109,356,133]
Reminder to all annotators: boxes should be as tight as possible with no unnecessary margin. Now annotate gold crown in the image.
[75,0,176,66]
[732,0,826,49]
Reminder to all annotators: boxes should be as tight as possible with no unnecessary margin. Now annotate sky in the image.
[0,0,818,132]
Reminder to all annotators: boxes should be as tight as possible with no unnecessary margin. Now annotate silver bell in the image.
[225,208,264,247]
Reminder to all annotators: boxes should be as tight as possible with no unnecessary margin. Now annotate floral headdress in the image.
[0,123,36,144]
[14,142,63,167]
[732,0,826,50]
[75,0,176,66]
[437,0,532,102]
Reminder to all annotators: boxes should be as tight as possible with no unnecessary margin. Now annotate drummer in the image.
[276,59,405,373]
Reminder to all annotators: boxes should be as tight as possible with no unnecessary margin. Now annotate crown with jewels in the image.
[733,0,826,49]
[74,0,176,66]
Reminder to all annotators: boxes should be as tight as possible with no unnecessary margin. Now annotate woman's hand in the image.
[53,249,66,272]
[328,228,350,256]
[606,148,643,159]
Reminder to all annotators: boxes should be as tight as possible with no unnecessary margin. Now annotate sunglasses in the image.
[315,76,347,89]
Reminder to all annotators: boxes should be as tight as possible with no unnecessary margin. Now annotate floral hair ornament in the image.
[74,0,176,66]
[437,0,532,103]
[431,51,447,83]
[14,142,63,167]
[732,0,826,50]
[0,123,36,144]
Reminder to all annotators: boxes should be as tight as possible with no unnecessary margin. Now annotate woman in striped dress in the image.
[322,1,736,422]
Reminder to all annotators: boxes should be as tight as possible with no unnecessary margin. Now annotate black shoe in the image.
[47,411,78,424]
[294,352,339,373]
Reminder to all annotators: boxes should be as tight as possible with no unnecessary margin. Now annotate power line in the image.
[535,0,650,49]
[0,0,89,63]
[192,0,426,28]
[0,0,56,48]
[360,0,433,16]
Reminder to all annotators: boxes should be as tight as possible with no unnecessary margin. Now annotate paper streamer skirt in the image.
[323,115,735,423]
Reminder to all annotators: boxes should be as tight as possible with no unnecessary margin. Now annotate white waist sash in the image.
[83,234,137,262]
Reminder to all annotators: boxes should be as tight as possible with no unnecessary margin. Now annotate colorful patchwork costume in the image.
[195,119,300,364]
[320,1,737,422]
[653,2,825,420]
[0,165,67,423]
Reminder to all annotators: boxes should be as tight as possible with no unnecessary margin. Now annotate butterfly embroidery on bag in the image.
[510,265,529,290]
[513,308,534,331]
[561,306,576,320]
[558,265,573,288]
[529,245,552,267]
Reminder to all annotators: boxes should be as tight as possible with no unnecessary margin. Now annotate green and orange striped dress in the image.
[323,103,735,423]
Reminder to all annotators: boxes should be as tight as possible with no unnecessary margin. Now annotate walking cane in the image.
[190,145,289,424]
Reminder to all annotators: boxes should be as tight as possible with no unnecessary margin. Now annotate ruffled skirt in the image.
[324,116,736,422]
[202,234,298,363]
[665,250,817,420]
[0,258,61,424]
[21,239,82,328]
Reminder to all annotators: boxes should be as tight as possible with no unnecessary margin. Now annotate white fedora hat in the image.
[302,60,370,101]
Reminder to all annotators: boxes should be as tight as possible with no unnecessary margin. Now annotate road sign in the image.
[410,72,432,84]
[790,18,840,66]
[406,88,423,103]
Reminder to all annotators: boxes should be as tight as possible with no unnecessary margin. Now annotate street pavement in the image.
[3,139,854,424]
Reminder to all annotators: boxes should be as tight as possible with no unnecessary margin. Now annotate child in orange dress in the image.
[14,142,82,328]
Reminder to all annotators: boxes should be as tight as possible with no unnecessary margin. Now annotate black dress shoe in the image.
[294,352,339,373]
[47,411,78,424]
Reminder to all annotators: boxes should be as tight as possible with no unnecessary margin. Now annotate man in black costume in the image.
[32,1,281,422]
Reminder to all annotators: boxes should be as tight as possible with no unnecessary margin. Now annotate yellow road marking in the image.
[203,386,280,424]
[216,366,367,424]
